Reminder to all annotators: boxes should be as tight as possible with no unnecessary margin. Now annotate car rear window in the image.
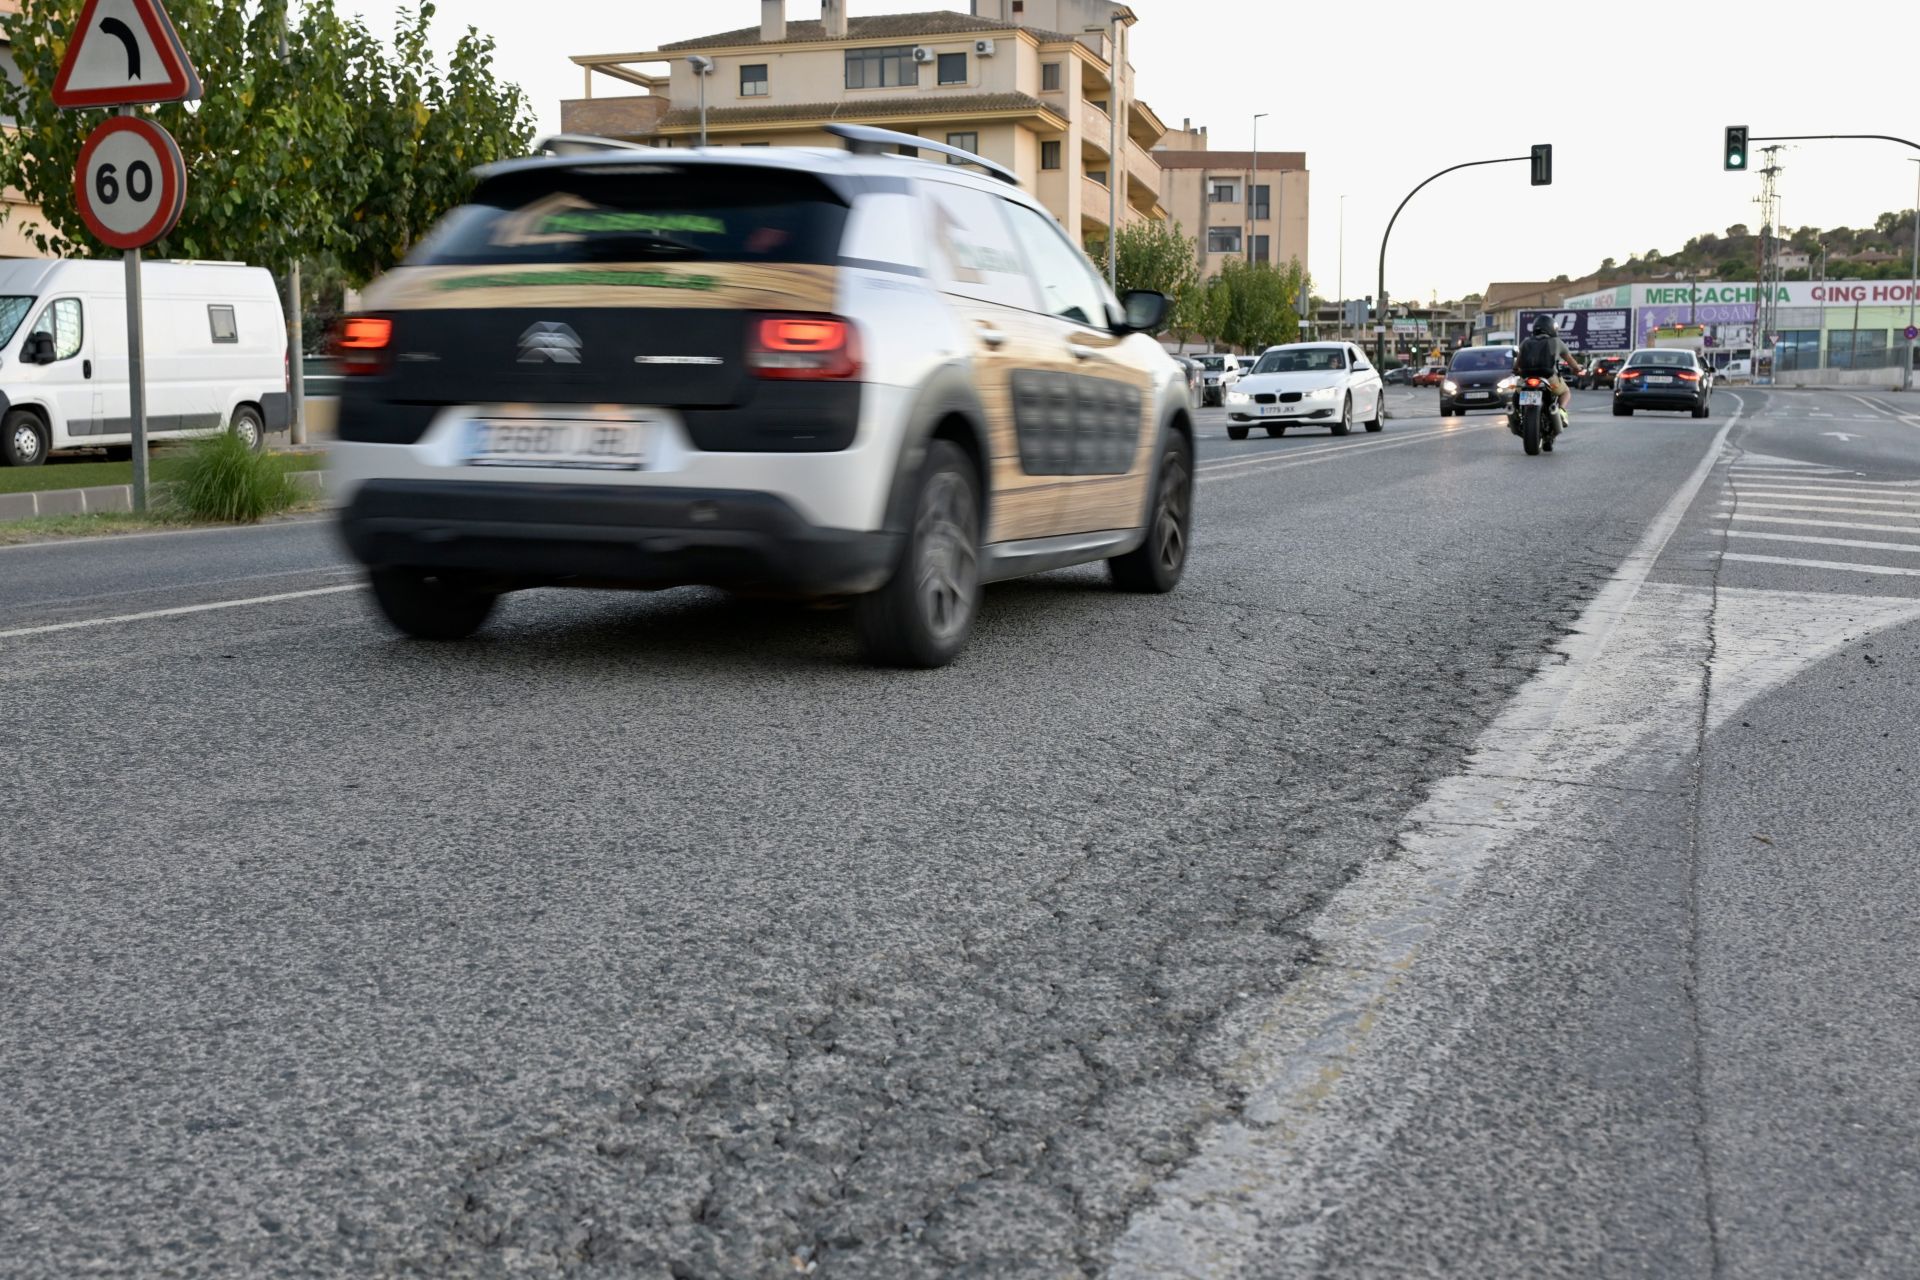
[1628,351,1693,368]
[409,166,851,267]
[1450,348,1512,372]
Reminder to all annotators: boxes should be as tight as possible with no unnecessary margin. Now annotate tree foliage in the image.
[1086,219,1201,341]
[1213,257,1311,353]
[0,0,533,284]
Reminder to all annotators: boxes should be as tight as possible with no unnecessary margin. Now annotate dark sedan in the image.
[1613,348,1712,417]
[1439,346,1517,415]
[1578,355,1625,389]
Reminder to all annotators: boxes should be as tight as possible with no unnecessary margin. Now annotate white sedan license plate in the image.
[465,418,652,470]
[1647,375,1675,385]
[1519,389,1544,406]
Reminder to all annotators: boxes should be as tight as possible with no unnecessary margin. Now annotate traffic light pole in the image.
[1376,155,1531,370]
[1749,133,1920,153]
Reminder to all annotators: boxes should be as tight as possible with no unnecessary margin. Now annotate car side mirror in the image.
[22,332,56,364]
[1118,289,1169,334]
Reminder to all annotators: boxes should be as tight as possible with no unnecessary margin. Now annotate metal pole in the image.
[1376,153,1531,370]
[279,4,304,445]
[119,118,149,509]
[1106,13,1118,290]
[1907,160,1918,390]
[1248,113,1266,265]
[1337,193,1345,337]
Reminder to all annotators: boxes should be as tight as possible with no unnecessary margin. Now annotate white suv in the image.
[1191,353,1241,406]
[333,127,1195,667]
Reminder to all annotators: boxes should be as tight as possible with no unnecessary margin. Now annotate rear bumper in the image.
[338,479,901,596]
[1614,389,1705,409]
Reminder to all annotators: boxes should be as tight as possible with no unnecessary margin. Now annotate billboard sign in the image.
[1516,308,1634,352]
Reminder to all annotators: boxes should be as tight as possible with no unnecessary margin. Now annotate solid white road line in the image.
[1198,424,1501,484]
[1197,421,1484,474]
[1724,529,1920,554]
[1722,553,1920,577]
[1721,500,1920,520]
[1727,489,1920,508]
[1727,453,1840,468]
[1719,512,1920,535]
[1730,474,1920,489]
[0,584,361,641]
[0,513,331,554]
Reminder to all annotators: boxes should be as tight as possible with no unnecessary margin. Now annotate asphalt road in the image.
[2,386,1916,1278]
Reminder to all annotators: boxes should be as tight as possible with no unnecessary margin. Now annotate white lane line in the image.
[1730,474,1919,489]
[1198,425,1500,484]
[0,584,360,641]
[0,513,331,554]
[1107,392,1748,1278]
[1843,392,1919,423]
[1719,512,1920,535]
[1726,466,1855,477]
[1724,529,1920,554]
[1726,453,1839,468]
[1721,501,1920,520]
[1197,422,1483,474]
[1727,489,1920,508]
[1722,553,1920,577]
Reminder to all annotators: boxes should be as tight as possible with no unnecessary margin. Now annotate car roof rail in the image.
[534,133,654,157]
[824,122,1018,185]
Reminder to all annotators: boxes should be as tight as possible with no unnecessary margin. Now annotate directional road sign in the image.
[73,116,186,250]
[51,0,201,110]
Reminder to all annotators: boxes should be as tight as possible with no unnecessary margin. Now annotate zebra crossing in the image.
[1712,451,1920,593]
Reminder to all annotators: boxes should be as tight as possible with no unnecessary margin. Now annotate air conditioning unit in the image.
[974,38,997,56]
[911,46,935,63]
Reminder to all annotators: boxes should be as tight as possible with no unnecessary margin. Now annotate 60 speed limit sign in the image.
[73,116,186,250]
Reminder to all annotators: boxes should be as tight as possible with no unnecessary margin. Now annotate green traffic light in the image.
[1729,152,1744,168]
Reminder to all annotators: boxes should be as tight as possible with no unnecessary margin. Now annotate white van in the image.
[0,259,288,466]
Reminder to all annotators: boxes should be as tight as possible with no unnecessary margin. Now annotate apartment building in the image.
[1153,119,1307,277]
[566,1,1170,245]
[0,0,46,257]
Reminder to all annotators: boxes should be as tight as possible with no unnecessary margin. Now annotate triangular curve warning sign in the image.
[52,0,202,110]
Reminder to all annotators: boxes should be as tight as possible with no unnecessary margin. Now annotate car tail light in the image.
[1619,369,1642,380]
[337,317,393,376]
[1676,370,1700,381]
[749,314,861,380]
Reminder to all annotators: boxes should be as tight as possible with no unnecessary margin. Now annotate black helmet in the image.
[1531,314,1555,337]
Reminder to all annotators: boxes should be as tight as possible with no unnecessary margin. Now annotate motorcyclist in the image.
[1515,314,1584,430]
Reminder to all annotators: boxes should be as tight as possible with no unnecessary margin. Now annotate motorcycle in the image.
[1506,373,1561,456]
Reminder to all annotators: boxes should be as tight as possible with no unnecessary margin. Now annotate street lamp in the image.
[687,55,714,148]
[1248,112,1268,265]
[1338,193,1346,336]
[1908,159,1919,390]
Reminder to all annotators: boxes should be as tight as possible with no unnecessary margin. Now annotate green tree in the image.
[1216,257,1310,353]
[1084,219,1200,308]
[1185,274,1231,349]
[0,0,532,283]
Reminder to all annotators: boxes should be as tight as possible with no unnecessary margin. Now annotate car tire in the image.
[1227,425,1249,440]
[1264,424,1286,438]
[103,444,134,462]
[2,409,48,467]
[1109,430,1193,594]
[1330,395,1352,436]
[1613,403,1632,417]
[1439,399,1453,417]
[231,405,265,453]
[368,567,498,640]
[854,439,980,669]
[1693,399,1711,419]
[1365,393,1384,432]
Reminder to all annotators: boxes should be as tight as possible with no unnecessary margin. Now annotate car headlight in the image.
[1441,380,1458,394]
[1224,389,1251,405]
[1497,376,1518,392]
[1307,385,1340,399]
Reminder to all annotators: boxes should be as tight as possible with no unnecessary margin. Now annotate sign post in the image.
[52,0,199,512]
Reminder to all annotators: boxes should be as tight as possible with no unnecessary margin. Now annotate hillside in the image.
[1579,208,1919,285]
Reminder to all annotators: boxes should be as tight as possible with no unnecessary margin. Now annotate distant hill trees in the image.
[1580,209,1918,283]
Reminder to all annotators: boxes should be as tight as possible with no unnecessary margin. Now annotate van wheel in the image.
[1109,431,1192,593]
[231,405,265,453]
[368,567,498,640]
[854,440,980,668]
[2,410,47,467]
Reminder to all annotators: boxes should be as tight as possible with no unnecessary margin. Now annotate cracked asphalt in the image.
[3,387,1917,1277]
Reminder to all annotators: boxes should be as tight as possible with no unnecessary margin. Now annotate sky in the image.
[336,0,1920,304]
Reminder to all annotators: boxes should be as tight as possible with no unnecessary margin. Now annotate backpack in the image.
[1517,334,1557,376]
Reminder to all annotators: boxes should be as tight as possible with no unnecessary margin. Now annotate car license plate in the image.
[1647,375,1674,385]
[1466,391,1489,399]
[1519,389,1543,406]
[465,417,652,470]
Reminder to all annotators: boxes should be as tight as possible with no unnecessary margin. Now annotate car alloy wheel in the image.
[1152,448,1190,575]
[914,467,978,647]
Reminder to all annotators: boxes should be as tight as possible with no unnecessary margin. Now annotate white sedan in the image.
[1222,343,1386,438]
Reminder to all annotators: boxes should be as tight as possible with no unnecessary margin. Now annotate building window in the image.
[1087,169,1108,186]
[1776,330,1820,372]
[1041,62,1061,91]
[945,131,978,162]
[845,45,919,89]
[1012,0,1023,11]
[1250,235,1269,263]
[1040,140,1061,170]
[937,52,967,85]
[740,63,767,97]
[1250,183,1269,220]
[1829,328,1889,370]
[1209,181,1238,204]
[208,304,238,343]
[1207,226,1242,254]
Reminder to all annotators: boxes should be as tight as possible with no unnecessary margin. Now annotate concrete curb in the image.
[0,470,328,524]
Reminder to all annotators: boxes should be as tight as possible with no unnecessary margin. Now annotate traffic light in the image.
[1724,125,1748,171]
[1530,143,1552,186]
